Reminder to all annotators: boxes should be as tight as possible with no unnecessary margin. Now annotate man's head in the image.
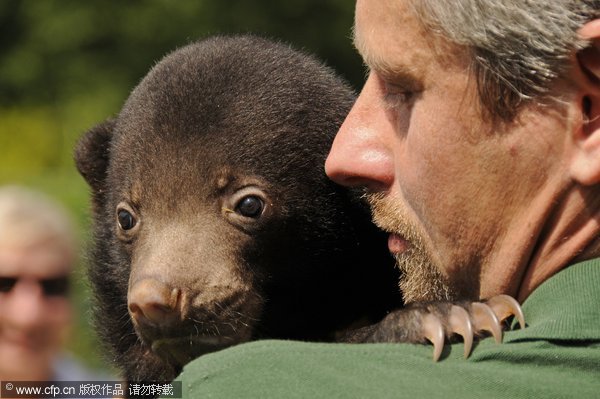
[326,0,600,303]
[0,186,75,380]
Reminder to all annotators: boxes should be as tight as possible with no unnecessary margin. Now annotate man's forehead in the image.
[352,0,430,78]
[353,0,470,87]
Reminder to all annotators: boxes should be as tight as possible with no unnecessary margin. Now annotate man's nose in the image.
[325,76,394,192]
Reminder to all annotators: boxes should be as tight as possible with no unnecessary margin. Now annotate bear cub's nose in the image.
[128,278,183,327]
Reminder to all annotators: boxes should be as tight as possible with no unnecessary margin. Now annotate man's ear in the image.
[570,20,600,185]
[74,119,115,194]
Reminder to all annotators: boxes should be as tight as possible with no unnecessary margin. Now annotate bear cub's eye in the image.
[117,209,137,230]
[235,195,264,218]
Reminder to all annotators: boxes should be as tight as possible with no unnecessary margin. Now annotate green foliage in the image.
[0,0,362,108]
[0,0,361,375]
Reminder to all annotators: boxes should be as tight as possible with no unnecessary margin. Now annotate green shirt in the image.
[178,259,600,398]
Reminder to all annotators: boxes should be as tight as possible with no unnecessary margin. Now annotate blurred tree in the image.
[0,0,362,180]
[0,0,362,106]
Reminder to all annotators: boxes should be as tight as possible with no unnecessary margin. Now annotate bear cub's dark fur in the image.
[75,35,401,382]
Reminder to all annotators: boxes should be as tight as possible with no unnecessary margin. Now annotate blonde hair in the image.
[0,185,76,255]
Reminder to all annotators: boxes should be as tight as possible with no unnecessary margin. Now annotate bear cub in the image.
[75,35,401,382]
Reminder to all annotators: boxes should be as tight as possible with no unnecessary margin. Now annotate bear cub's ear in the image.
[74,119,115,193]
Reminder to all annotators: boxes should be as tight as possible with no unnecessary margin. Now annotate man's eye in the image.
[382,83,414,108]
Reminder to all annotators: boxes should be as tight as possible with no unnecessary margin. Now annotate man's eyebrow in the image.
[352,27,421,87]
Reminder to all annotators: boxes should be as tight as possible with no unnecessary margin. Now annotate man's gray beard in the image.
[366,192,460,304]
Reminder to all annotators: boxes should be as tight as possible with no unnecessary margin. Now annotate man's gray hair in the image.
[410,1,600,121]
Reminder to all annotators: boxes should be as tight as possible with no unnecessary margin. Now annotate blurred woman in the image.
[0,185,99,381]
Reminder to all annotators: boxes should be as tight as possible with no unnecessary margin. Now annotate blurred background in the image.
[0,0,362,373]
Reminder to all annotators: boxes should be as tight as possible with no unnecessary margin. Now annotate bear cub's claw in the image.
[340,294,525,361]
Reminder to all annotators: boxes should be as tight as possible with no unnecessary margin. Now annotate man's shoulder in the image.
[178,337,599,398]
[177,260,600,398]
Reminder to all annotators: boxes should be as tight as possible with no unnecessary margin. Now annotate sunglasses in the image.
[0,276,70,297]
